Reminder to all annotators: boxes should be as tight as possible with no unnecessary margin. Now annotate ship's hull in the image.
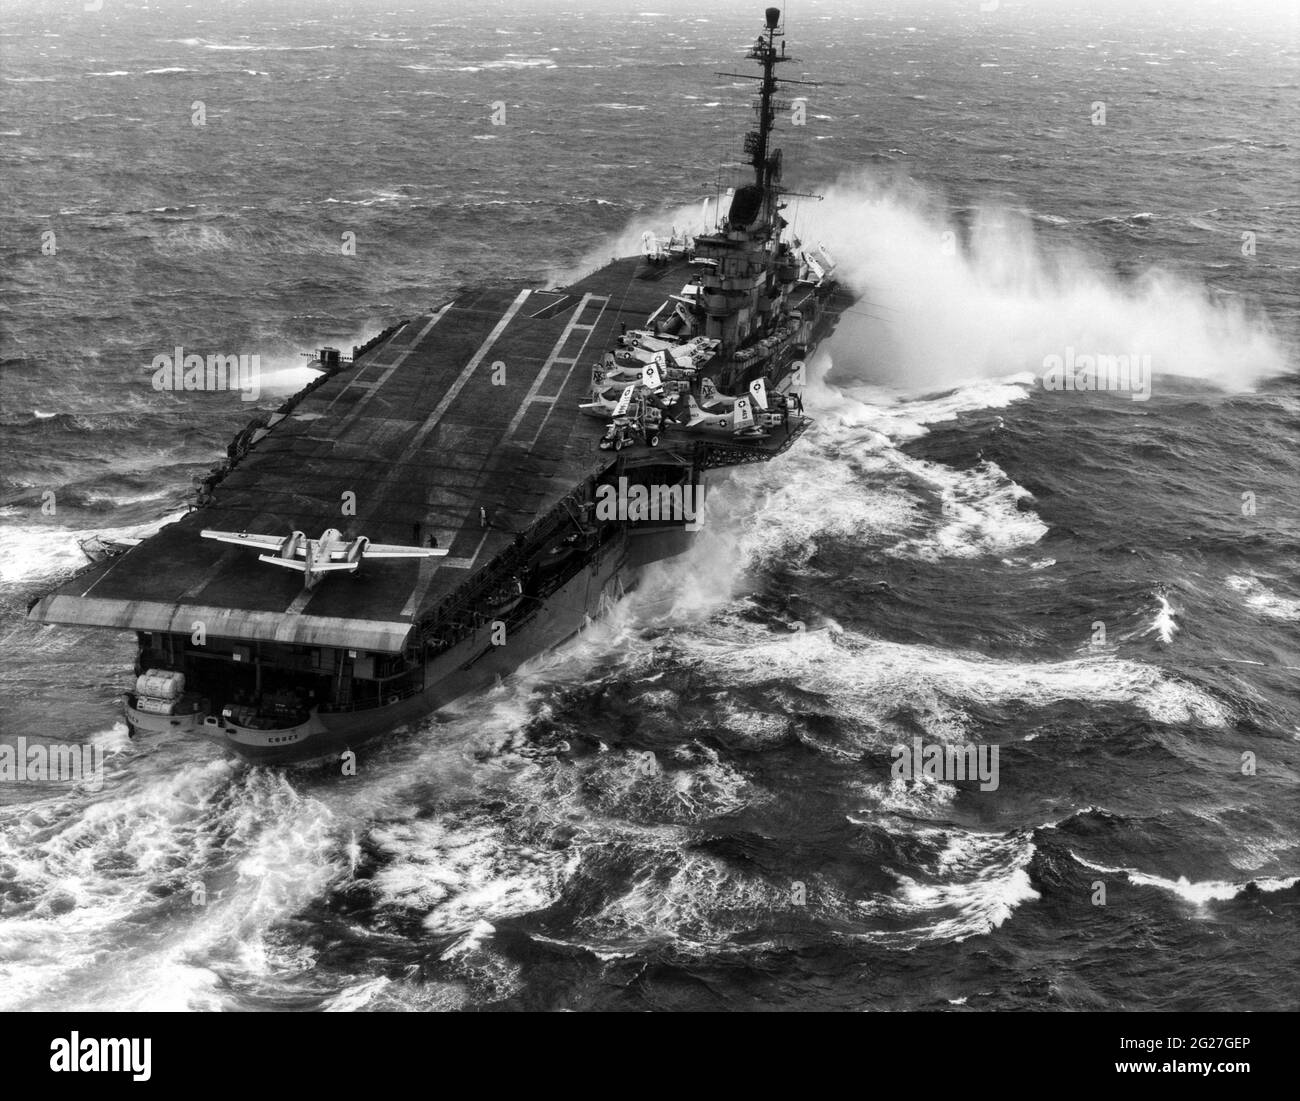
[125,525,654,765]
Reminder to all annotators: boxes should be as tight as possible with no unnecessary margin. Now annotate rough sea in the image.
[1,0,1297,1011]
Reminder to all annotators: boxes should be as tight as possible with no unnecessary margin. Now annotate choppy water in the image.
[1,0,1297,1011]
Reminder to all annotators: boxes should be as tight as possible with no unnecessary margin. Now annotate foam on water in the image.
[350,690,767,958]
[850,775,959,817]
[891,835,1040,942]
[1142,595,1181,645]
[660,624,1231,746]
[0,760,344,1010]
[643,360,1049,586]
[441,919,496,959]
[575,847,790,953]
[888,453,1048,561]
[1128,871,1299,904]
[805,365,1048,560]
[370,815,570,936]
[564,741,756,825]
[844,829,1040,945]
[1225,574,1300,621]
[1069,852,1298,906]
[0,510,186,584]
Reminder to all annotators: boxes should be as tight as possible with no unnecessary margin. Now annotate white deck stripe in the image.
[521,297,610,446]
[400,531,490,616]
[372,291,532,619]
[506,293,608,438]
[396,290,532,465]
[321,321,413,410]
[333,305,452,433]
[401,291,594,617]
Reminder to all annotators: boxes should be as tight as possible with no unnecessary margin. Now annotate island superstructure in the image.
[27,8,852,762]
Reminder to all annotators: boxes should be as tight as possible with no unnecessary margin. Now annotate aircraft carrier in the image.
[27,8,852,763]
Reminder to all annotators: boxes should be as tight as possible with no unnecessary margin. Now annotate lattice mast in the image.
[716,6,820,237]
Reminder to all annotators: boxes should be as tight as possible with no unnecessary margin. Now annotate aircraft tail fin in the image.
[732,397,755,431]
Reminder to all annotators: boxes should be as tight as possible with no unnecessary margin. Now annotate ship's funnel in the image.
[765,7,781,30]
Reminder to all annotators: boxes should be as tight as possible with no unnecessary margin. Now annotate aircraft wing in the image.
[258,556,358,573]
[202,530,286,552]
[361,545,449,559]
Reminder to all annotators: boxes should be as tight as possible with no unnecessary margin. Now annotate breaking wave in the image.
[800,173,1291,391]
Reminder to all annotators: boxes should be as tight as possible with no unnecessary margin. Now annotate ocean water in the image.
[0,0,1297,1011]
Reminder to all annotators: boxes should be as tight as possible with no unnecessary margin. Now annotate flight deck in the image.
[29,254,815,653]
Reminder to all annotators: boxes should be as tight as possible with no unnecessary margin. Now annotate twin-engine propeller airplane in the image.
[200,527,447,590]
